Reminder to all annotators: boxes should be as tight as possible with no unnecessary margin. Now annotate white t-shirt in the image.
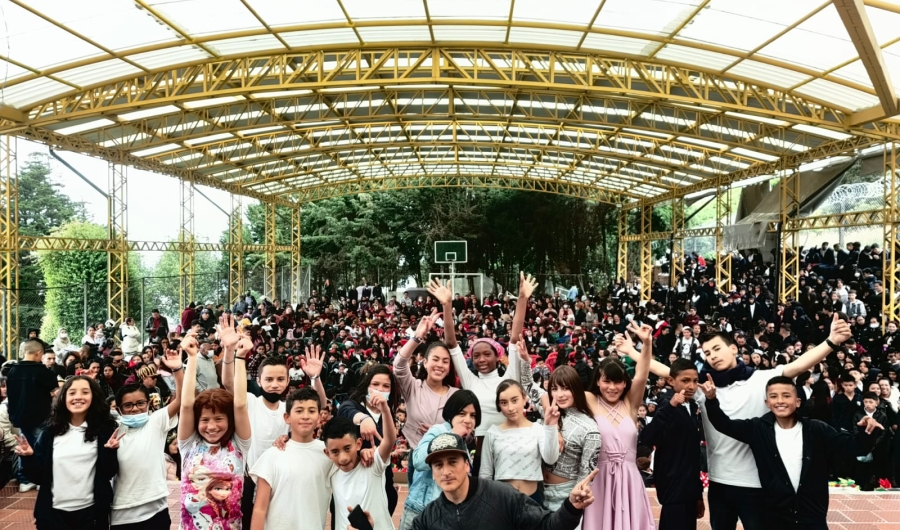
[247,395,289,473]
[111,409,179,524]
[331,451,394,530]
[694,364,786,488]
[52,424,96,511]
[250,440,336,530]
[774,422,803,492]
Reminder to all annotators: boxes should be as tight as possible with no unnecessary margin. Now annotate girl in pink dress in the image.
[582,320,655,530]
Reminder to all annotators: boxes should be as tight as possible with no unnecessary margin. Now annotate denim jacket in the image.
[404,422,451,512]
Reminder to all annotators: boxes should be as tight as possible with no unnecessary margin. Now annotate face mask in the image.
[367,390,390,404]
[261,389,286,403]
[119,411,150,429]
[871,323,880,329]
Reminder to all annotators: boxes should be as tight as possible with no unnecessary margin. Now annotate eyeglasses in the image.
[121,400,148,412]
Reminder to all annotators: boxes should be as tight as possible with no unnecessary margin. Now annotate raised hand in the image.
[515,338,531,363]
[670,389,686,408]
[612,332,635,355]
[13,434,33,457]
[545,403,561,426]
[415,308,438,337]
[104,428,126,449]
[217,313,240,349]
[181,333,200,357]
[627,321,653,343]
[519,272,538,299]
[699,373,716,400]
[160,347,183,372]
[568,469,599,509]
[427,278,452,306]
[301,344,324,379]
[857,415,885,435]
[235,333,253,358]
[369,391,389,414]
[828,312,852,345]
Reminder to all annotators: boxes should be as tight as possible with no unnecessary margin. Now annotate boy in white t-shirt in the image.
[324,390,397,530]
[250,387,336,530]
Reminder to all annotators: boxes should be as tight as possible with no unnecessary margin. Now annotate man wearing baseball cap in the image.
[410,432,598,530]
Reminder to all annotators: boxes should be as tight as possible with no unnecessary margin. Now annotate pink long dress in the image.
[582,398,655,530]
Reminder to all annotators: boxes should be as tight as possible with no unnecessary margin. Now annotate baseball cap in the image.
[425,433,471,465]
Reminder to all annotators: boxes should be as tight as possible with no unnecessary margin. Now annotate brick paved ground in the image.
[0,481,897,529]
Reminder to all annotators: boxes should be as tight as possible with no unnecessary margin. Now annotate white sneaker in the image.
[18,482,37,492]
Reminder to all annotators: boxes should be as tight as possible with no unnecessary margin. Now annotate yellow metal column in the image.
[640,203,653,302]
[107,162,128,323]
[617,207,628,282]
[779,169,801,304]
[229,194,243,307]
[291,206,301,304]
[179,180,195,309]
[884,142,900,326]
[264,202,276,300]
[0,135,18,356]
[715,181,733,296]
[671,197,685,288]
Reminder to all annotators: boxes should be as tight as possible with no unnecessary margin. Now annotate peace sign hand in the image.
[627,321,653,343]
[568,469,599,509]
[301,344,324,379]
[13,434,33,457]
[545,404,561,427]
[515,338,531,363]
[612,332,635,355]
[104,428,126,449]
[699,374,716,400]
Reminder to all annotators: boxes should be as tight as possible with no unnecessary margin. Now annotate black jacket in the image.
[22,423,119,524]
[7,361,57,430]
[412,476,583,530]
[705,397,877,526]
[638,398,703,504]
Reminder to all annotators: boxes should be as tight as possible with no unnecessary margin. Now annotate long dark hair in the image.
[588,358,632,401]
[349,364,400,412]
[46,375,116,442]
[422,341,458,389]
[548,366,592,417]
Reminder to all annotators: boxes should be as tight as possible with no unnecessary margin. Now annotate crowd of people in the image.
[0,238,896,530]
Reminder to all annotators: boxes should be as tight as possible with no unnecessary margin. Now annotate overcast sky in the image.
[18,138,256,267]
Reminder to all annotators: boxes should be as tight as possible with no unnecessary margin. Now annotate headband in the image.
[466,337,505,359]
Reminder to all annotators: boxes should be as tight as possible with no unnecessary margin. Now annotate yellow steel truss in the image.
[617,207,628,283]
[884,143,900,326]
[670,197,685,288]
[0,135,18,357]
[291,207,302,304]
[715,181,732,296]
[779,170,802,304]
[264,202,277,300]
[107,162,128,324]
[179,180,195,309]
[640,204,653,301]
[229,194,244,307]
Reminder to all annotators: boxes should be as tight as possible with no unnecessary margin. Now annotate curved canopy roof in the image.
[2,0,900,206]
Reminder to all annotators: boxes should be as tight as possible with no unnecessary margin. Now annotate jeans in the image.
[707,481,765,530]
[15,426,41,485]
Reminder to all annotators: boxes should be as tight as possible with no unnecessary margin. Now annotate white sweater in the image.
[480,423,560,482]
[449,345,522,437]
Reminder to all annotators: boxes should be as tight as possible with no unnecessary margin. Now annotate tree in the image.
[15,154,87,339]
[142,245,224,319]
[38,222,108,339]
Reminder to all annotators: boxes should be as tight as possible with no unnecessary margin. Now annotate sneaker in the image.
[18,482,37,492]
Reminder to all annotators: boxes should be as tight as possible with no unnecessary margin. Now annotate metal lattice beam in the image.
[671,197,685,288]
[715,181,732,296]
[884,143,900,326]
[617,207,628,282]
[779,169,802,303]
[264,202,276,301]
[179,180,195,309]
[291,206,301,304]
[640,203,653,301]
[0,135,18,357]
[765,208,886,231]
[107,162,127,323]
[7,236,289,253]
[229,194,244,307]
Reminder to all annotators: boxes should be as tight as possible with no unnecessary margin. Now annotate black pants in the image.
[36,506,97,530]
[111,508,171,530]
[707,481,765,530]
[241,476,256,529]
[659,502,698,530]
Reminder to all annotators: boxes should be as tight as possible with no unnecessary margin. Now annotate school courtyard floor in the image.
[0,481,896,529]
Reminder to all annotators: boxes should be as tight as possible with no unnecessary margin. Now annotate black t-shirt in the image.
[7,361,57,430]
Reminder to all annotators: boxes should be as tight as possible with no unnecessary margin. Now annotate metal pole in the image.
[83,281,88,334]
[450,262,455,297]
[1,289,6,358]
[140,277,145,347]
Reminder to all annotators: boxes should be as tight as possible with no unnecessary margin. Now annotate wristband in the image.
[825,338,841,352]
[235,356,247,361]
[309,375,319,381]
[412,336,424,344]
[171,365,184,373]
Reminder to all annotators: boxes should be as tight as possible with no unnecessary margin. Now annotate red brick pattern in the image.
[0,482,897,529]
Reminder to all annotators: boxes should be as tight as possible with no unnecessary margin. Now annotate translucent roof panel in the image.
[757,5,859,72]
[245,0,347,26]
[146,0,265,37]
[592,0,702,36]
[512,0,602,25]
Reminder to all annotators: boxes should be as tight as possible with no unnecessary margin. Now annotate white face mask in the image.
[871,323,880,329]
